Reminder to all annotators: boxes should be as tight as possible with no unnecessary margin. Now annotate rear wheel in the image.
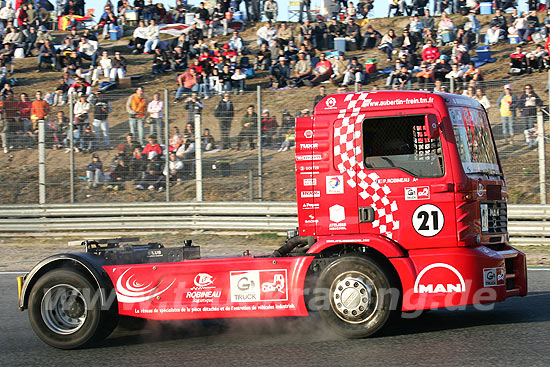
[28,269,117,349]
[316,255,397,338]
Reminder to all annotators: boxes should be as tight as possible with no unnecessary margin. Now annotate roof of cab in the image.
[313,90,482,115]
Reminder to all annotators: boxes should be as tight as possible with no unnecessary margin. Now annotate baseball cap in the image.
[92,153,99,158]
[262,109,269,114]
[504,84,511,90]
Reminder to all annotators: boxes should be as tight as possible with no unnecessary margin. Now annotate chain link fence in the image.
[1,78,550,204]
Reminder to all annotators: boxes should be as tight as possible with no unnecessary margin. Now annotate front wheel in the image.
[315,255,398,338]
[28,269,117,349]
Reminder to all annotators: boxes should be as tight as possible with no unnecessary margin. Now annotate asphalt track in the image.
[1,270,549,367]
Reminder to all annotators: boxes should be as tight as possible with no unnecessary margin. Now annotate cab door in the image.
[355,112,457,249]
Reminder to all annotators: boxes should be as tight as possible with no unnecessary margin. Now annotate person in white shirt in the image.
[163,152,184,184]
[147,92,165,144]
[92,51,112,86]
[132,20,148,54]
[256,21,277,47]
[144,18,159,54]
[474,87,491,111]
[228,31,244,54]
[0,3,15,25]
[78,36,99,67]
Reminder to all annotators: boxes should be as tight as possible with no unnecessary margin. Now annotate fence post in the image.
[194,113,203,201]
[354,82,359,92]
[38,119,46,204]
[249,170,254,201]
[164,89,170,202]
[69,93,75,203]
[257,86,263,201]
[537,109,546,204]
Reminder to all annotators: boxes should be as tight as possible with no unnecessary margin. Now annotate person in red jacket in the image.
[261,109,278,147]
[509,45,528,74]
[142,134,162,160]
[422,40,441,64]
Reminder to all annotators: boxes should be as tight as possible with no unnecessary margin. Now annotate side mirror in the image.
[424,114,440,140]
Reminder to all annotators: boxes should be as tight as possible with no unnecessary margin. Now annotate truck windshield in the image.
[449,107,501,177]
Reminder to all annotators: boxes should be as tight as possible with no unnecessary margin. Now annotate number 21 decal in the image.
[412,204,444,237]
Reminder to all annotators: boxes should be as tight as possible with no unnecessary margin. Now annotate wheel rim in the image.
[40,284,88,335]
[330,271,378,324]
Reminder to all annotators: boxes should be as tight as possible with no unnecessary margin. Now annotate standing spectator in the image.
[313,85,327,109]
[474,88,491,111]
[299,0,311,23]
[89,91,111,151]
[518,84,542,131]
[214,93,234,149]
[264,0,278,21]
[86,153,104,189]
[342,57,364,86]
[184,92,204,125]
[144,18,160,54]
[30,91,49,135]
[73,95,90,152]
[147,92,164,145]
[110,51,127,81]
[0,91,17,154]
[235,104,257,150]
[126,87,147,146]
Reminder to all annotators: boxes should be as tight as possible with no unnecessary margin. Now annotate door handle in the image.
[359,207,375,223]
[431,183,454,193]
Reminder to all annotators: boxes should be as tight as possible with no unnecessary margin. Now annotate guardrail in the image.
[0,202,549,245]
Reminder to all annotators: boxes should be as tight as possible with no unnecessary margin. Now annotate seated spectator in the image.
[63,51,83,75]
[415,63,434,90]
[209,68,223,95]
[22,26,37,57]
[330,53,347,86]
[342,57,364,86]
[277,22,293,46]
[78,36,98,68]
[486,9,507,45]
[474,87,491,110]
[35,25,52,48]
[131,20,148,54]
[110,51,127,81]
[313,19,328,50]
[152,48,171,74]
[142,134,162,160]
[92,51,112,86]
[509,45,528,75]
[433,55,451,80]
[303,53,333,87]
[68,76,92,97]
[144,18,160,54]
[345,18,362,47]
[235,105,257,151]
[290,51,313,86]
[257,20,277,47]
[450,41,470,66]
[100,10,118,39]
[231,68,246,93]
[255,43,272,70]
[422,40,440,64]
[362,25,382,50]
[389,66,411,89]
[208,3,228,37]
[465,12,481,43]
[37,39,56,72]
[409,15,423,40]
[175,68,199,101]
[269,56,290,88]
[463,62,483,83]
[121,132,139,158]
[445,63,464,84]
[201,128,216,151]
[437,12,456,46]
[299,19,314,46]
[512,11,528,44]
[3,26,23,48]
[49,111,69,150]
[378,29,396,61]
[46,77,70,106]
[136,154,165,191]
[527,44,547,72]
[86,153,104,189]
[105,154,129,191]
[163,151,184,184]
[388,0,406,17]
[395,29,419,54]
[261,109,278,147]
[278,128,295,152]
[171,46,187,71]
[228,31,245,54]
[57,37,76,69]
[525,10,540,42]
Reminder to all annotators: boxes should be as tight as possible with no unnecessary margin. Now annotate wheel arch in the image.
[19,253,113,310]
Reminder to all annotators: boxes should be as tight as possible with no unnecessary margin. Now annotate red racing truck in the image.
[17,91,527,349]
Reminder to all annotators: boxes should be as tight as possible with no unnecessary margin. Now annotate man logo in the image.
[413,263,466,294]
[326,97,337,108]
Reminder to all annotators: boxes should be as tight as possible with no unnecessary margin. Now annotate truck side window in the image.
[362,115,444,177]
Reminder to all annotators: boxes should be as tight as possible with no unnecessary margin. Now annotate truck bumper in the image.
[391,244,527,312]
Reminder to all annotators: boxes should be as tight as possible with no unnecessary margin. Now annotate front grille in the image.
[481,201,507,234]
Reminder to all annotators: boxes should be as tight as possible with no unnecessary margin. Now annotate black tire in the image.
[315,255,397,338]
[28,269,118,349]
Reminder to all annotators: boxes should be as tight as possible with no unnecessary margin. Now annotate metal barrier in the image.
[0,202,550,245]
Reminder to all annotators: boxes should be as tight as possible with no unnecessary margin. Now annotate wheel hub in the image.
[41,284,88,335]
[330,272,377,324]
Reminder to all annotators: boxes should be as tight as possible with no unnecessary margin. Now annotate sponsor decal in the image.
[326,175,344,194]
[483,267,506,287]
[303,178,317,186]
[304,214,319,224]
[377,177,410,184]
[412,204,444,237]
[361,96,434,108]
[302,202,320,210]
[325,97,337,109]
[295,154,322,161]
[405,186,430,200]
[230,270,288,302]
[414,263,466,294]
[187,272,221,303]
[115,268,176,303]
[301,191,320,198]
[299,143,319,150]
[304,130,314,139]
[329,204,347,231]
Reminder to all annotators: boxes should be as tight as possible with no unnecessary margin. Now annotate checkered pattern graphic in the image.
[333,93,400,239]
